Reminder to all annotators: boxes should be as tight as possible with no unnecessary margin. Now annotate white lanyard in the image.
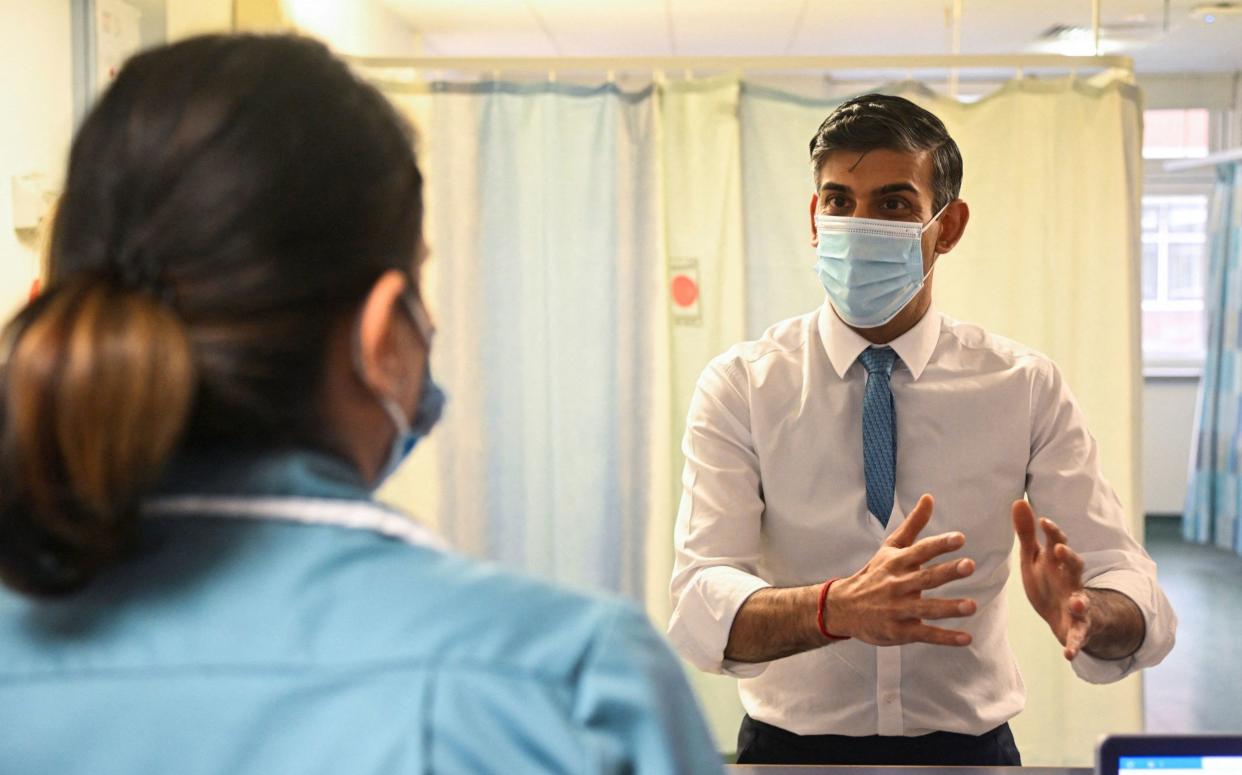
[143,495,449,552]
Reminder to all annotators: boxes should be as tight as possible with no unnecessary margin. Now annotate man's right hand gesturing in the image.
[822,494,978,647]
[723,493,977,664]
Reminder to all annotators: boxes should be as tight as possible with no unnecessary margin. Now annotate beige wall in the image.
[166,0,232,40]
[0,0,73,322]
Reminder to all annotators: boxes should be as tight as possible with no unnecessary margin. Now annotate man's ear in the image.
[934,199,971,254]
[355,270,411,397]
[809,193,820,247]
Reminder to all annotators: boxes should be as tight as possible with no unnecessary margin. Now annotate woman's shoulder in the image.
[238,514,653,679]
[355,531,646,664]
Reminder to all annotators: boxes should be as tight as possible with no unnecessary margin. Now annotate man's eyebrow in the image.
[819,182,852,194]
[876,183,920,196]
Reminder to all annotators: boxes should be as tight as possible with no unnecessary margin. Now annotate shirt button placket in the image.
[875,645,904,735]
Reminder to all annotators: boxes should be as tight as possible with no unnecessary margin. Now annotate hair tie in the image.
[115,256,177,307]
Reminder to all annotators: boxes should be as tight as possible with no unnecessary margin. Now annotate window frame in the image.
[1139,108,1231,378]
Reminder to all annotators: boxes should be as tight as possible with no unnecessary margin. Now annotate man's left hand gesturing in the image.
[1011,499,1146,662]
[1012,499,1094,659]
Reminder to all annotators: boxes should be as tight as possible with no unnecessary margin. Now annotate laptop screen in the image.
[1120,757,1242,774]
[1100,737,1242,775]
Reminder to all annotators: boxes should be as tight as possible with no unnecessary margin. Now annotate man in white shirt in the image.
[667,94,1176,766]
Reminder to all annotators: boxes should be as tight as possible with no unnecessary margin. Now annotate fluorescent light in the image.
[1190,2,1242,19]
[1032,23,1159,56]
[1032,27,1127,56]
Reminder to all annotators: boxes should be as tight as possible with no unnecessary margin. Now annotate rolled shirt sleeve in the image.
[1025,358,1177,683]
[667,361,773,678]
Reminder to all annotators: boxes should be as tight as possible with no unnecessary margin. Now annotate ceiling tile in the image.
[529,0,671,56]
[377,0,1242,72]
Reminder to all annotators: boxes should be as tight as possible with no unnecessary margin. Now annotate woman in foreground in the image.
[0,34,719,775]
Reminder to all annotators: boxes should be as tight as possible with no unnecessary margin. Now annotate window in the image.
[1141,195,1208,363]
[1140,108,1218,372]
[1143,109,1210,160]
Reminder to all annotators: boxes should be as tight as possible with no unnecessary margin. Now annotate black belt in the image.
[736,714,1023,766]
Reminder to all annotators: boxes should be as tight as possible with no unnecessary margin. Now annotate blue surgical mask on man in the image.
[814,202,949,328]
[356,290,446,487]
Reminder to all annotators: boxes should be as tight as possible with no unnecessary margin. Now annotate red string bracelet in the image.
[816,577,850,641]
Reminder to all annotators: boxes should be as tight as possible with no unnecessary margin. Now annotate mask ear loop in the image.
[919,200,953,235]
[351,298,416,437]
[918,200,954,282]
[402,291,436,349]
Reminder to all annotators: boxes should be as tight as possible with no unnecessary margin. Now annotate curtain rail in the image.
[344,54,1133,73]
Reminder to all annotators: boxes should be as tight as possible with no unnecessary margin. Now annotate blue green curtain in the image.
[1185,162,1242,553]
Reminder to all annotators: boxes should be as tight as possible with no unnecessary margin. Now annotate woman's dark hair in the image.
[809,93,963,212]
[0,35,423,596]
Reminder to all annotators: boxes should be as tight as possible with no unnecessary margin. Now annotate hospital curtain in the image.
[737,73,1146,765]
[1185,162,1242,554]
[382,82,665,600]
[377,73,1148,762]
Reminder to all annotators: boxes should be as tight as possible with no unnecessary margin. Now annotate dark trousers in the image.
[736,715,1022,766]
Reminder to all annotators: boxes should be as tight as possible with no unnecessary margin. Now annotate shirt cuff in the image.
[1073,570,1177,684]
[667,565,772,678]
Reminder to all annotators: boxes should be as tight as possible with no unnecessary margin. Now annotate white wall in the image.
[0,0,73,322]
[1143,378,1199,515]
[0,0,224,329]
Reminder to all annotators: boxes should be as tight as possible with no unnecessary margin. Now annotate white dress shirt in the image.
[667,303,1176,737]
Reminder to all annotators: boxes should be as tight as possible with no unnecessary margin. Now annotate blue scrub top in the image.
[0,451,722,774]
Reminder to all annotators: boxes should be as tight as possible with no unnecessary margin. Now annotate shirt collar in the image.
[818,302,942,381]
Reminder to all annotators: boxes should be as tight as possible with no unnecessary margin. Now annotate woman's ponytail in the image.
[0,277,195,595]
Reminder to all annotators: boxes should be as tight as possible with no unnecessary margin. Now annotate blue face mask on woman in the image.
[813,202,948,328]
[358,290,446,487]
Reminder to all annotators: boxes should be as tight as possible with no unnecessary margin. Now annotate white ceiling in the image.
[375,0,1242,73]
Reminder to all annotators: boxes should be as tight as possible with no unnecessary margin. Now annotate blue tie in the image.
[859,347,898,527]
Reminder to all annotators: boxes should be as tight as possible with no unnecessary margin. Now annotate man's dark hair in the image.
[809,94,963,212]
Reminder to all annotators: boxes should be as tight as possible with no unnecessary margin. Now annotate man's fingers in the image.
[1064,619,1089,660]
[904,531,967,567]
[886,494,935,548]
[1054,543,1085,577]
[1040,517,1069,547]
[899,557,975,593]
[901,597,978,621]
[1011,500,1039,561]
[904,623,973,647]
